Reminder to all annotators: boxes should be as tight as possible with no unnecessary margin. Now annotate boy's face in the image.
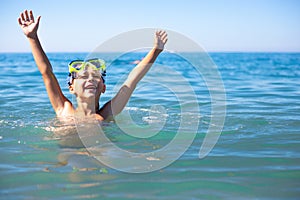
[70,64,106,99]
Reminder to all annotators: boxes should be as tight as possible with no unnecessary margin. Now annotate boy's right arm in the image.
[18,10,71,115]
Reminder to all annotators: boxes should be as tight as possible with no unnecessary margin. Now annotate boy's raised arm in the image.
[100,30,168,119]
[18,10,70,116]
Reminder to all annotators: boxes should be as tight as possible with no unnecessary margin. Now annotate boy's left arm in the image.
[100,30,168,119]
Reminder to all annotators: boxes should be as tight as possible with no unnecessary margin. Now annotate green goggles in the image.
[68,58,106,75]
[67,58,106,85]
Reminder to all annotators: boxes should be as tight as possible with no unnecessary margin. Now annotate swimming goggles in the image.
[69,58,106,75]
[67,58,106,85]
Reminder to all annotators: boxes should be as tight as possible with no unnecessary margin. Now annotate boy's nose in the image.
[87,75,94,81]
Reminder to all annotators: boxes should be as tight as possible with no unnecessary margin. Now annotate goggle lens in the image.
[68,59,106,73]
[71,62,84,70]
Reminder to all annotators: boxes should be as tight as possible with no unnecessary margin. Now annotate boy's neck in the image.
[75,97,98,116]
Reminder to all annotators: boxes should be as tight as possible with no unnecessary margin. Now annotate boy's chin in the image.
[84,89,96,94]
[81,91,96,98]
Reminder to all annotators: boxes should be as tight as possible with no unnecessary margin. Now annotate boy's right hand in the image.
[18,10,41,39]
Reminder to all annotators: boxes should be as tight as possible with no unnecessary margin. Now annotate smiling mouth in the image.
[85,85,97,89]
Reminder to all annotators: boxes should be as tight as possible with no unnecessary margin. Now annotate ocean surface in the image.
[0,52,299,199]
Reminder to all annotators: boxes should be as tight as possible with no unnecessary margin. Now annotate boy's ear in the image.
[102,84,106,94]
[69,84,75,94]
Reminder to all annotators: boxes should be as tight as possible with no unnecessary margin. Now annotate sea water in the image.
[0,52,299,199]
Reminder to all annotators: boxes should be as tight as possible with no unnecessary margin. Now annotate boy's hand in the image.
[154,30,168,51]
[18,10,41,39]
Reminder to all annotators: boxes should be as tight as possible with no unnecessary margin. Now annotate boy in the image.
[18,10,168,121]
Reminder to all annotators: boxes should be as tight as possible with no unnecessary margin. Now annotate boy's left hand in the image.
[154,30,168,51]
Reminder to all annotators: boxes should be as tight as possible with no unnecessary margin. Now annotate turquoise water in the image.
[0,52,300,199]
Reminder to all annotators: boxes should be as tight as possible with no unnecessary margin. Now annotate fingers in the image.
[25,10,30,21]
[29,10,34,23]
[19,10,34,25]
[161,32,168,43]
[18,17,23,26]
[162,37,168,44]
[156,30,164,37]
[156,30,167,36]
[20,11,26,22]
[19,11,27,26]
[18,9,41,29]
[155,30,167,38]
[36,16,41,25]
[156,30,168,44]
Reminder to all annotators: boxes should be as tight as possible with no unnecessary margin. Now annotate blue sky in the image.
[1,0,300,52]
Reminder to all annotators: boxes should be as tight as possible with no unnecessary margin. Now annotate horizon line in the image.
[1,51,300,54]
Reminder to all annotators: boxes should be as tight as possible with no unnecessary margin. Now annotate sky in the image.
[1,0,300,52]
